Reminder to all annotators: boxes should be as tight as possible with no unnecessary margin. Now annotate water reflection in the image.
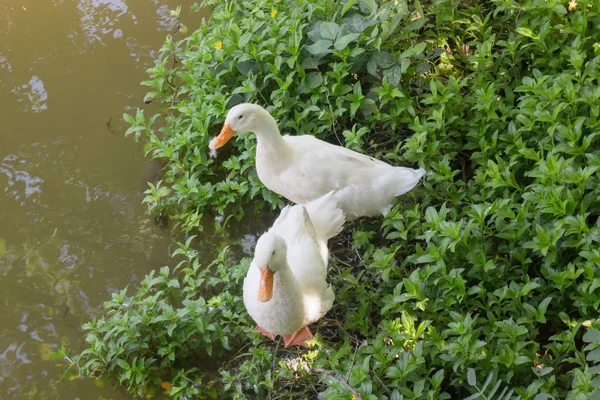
[11,76,49,113]
[0,1,206,399]
[0,55,12,72]
[0,343,31,384]
[0,4,13,34]
[156,4,179,31]
[77,0,128,45]
[0,153,176,398]
[241,233,258,256]
[0,256,15,275]
[0,153,45,205]
[125,34,160,62]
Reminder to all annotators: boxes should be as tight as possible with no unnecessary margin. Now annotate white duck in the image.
[209,103,425,219]
[243,191,344,348]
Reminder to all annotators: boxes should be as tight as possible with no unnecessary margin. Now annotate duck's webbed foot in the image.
[255,325,277,341]
[283,326,313,348]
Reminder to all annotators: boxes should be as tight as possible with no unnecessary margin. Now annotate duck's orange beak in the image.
[208,123,236,150]
[258,267,274,302]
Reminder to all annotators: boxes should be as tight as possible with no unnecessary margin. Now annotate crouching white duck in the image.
[209,103,425,219]
[243,191,344,348]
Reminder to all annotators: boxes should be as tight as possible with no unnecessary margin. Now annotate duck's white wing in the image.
[269,201,336,326]
[276,135,391,199]
[302,190,345,242]
[285,134,389,177]
[286,231,334,325]
[270,204,328,292]
[280,135,425,217]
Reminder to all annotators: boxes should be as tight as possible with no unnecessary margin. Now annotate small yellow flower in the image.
[270,9,277,18]
[351,396,357,400]
[568,0,577,11]
[214,41,222,50]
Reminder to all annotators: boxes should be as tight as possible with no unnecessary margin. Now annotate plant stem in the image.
[310,367,363,400]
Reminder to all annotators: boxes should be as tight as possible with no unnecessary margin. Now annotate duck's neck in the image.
[254,112,290,156]
[272,262,302,302]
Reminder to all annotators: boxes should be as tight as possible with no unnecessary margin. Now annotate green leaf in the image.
[367,59,378,76]
[116,359,130,370]
[123,113,135,125]
[305,39,332,55]
[342,0,358,16]
[587,348,600,362]
[167,323,176,337]
[515,355,531,365]
[320,22,341,40]
[519,148,540,161]
[415,254,435,264]
[416,62,431,75]
[373,51,395,68]
[401,42,427,58]
[467,368,477,386]
[238,32,252,48]
[383,65,402,86]
[520,281,541,297]
[334,33,359,50]
[342,14,374,34]
[399,58,410,74]
[301,57,319,69]
[584,329,600,343]
[516,27,539,39]
[360,0,377,13]
[306,72,323,89]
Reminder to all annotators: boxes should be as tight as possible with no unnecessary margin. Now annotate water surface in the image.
[0,2,259,398]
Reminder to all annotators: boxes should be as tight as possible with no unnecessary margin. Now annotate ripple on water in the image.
[0,343,31,384]
[241,233,257,256]
[77,0,128,45]
[0,255,15,275]
[156,4,179,32]
[0,54,12,73]
[11,75,49,113]
[0,153,44,206]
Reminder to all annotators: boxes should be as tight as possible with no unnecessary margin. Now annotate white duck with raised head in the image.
[209,103,425,219]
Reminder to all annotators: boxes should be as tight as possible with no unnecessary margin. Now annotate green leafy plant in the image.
[464,368,518,400]
[58,0,600,398]
[56,244,251,399]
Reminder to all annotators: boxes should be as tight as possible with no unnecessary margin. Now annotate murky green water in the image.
[0,2,265,398]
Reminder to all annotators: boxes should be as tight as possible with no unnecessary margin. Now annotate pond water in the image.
[0,2,262,399]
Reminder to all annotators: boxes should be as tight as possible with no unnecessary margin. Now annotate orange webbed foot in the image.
[283,326,313,348]
[255,325,277,341]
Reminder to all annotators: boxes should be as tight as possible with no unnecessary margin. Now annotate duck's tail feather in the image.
[390,167,426,196]
[303,190,346,241]
[271,204,293,230]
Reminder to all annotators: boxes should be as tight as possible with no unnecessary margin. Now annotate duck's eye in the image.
[238,115,244,120]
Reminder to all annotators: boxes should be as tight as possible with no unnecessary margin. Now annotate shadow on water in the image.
[0,1,270,398]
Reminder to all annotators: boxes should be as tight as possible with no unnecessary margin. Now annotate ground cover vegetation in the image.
[55,0,600,398]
